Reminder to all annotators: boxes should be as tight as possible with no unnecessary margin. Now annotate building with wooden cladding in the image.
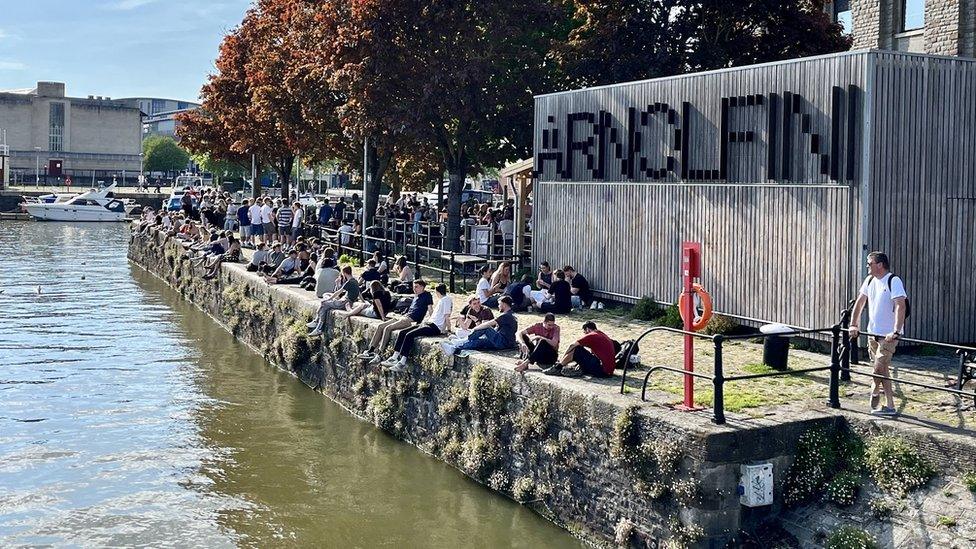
[532,50,976,343]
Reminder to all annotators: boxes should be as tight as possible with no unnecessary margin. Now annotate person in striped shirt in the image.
[277,202,294,246]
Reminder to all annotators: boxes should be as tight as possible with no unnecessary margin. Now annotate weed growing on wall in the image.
[783,427,865,507]
[667,518,704,549]
[512,476,535,502]
[864,435,934,496]
[513,396,551,445]
[868,497,895,520]
[610,406,686,500]
[825,472,861,507]
[961,471,976,493]
[826,526,878,549]
[420,349,449,377]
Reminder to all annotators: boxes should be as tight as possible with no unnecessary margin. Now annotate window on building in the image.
[902,0,925,31]
[151,99,166,114]
[49,102,65,152]
[177,101,189,110]
[833,0,852,35]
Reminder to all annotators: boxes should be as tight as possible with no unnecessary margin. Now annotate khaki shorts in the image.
[868,338,898,371]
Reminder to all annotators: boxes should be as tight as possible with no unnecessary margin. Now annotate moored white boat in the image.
[24,184,128,222]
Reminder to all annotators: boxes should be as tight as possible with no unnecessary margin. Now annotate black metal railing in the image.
[620,306,976,424]
[304,221,524,295]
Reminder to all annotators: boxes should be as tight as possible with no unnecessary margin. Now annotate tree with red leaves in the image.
[328,0,566,250]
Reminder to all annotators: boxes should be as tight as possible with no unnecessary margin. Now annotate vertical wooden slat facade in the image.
[533,51,976,342]
[867,53,976,342]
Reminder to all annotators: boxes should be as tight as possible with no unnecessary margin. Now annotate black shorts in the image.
[573,347,609,378]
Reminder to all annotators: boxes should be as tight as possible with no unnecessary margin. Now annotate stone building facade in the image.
[0,82,142,185]
[832,0,975,57]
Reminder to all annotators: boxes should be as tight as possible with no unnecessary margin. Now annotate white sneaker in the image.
[307,329,322,337]
[387,359,407,373]
[369,354,383,365]
[357,350,375,359]
[440,342,456,355]
[590,301,599,310]
[307,321,318,329]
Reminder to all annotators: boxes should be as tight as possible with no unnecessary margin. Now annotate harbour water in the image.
[0,221,579,547]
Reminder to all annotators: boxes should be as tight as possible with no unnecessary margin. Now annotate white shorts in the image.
[363,306,379,319]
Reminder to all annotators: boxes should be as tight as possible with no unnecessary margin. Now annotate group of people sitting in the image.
[138,209,623,380]
[471,261,596,315]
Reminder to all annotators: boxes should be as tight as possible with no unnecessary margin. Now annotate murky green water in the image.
[0,221,579,547]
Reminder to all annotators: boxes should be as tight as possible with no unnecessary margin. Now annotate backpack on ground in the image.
[614,339,640,370]
[393,297,413,314]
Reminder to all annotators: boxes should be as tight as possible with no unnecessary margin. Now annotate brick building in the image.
[0,82,142,185]
[830,0,975,57]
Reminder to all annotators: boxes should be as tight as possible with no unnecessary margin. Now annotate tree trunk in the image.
[251,161,263,200]
[444,166,465,252]
[275,155,295,201]
[364,144,391,227]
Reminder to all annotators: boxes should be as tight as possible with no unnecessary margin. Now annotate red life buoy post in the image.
[677,242,707,410]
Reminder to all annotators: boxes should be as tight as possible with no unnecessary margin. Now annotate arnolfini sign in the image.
[534,69,863,185]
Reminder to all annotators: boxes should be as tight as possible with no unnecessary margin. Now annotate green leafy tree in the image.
[558,0,852,87]
[142,136,190,174]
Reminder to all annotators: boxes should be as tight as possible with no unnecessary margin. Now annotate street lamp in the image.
[34,146,41,187]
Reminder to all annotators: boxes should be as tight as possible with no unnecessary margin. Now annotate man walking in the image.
[848,251,908,416]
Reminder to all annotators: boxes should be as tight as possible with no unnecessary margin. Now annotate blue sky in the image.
[0,0,252,101]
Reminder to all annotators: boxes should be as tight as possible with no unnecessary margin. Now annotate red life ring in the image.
[678,283,713,332]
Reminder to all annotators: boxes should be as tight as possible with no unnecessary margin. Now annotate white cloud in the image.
[0,61,26,70]
[103,0,160,10]
[0,29,7,40]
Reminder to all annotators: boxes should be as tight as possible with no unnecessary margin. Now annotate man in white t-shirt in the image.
[247,198,264,245]
[261,198,275,244]
[849,251,908,416]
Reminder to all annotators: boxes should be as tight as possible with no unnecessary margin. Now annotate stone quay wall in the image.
[129,231,838,548]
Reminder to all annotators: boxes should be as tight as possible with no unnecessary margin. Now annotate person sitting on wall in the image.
[246,242,269,272]
[308,265,363,336]
[389,256,415,294]
[358,280,433,362]
[203,235,242,280]
[339,280,393,322]
[514,313,560,373]
[545,321,615,378]
[451,295,494,340]
[372,250,389,284]
[259,243,286,275]
[563,266,593,309]
[503,274,534,313]
[383,284,453,372]
[360,259,382,286]
[538,269,573,314]
[263,249,300,284]
[441,296,518,355]
[476,265,500,308]
[306,256,339,297]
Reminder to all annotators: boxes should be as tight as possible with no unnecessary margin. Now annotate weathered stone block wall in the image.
[925,0,962,56]
[849,0,975,56]
[129,232,840,548]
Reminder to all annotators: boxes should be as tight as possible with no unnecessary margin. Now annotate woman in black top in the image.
[539,269,572,314]
[344,280,392,321]
[536,261,553,290]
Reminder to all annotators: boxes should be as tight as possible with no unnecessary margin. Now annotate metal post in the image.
[449,251,456,293]
[828,324,842,409]
[362,139,368,264]
[712,335,726,424]
[840,306,852,381]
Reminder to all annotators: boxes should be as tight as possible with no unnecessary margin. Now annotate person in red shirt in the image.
[514,313,560,373]
[546,321,615,378]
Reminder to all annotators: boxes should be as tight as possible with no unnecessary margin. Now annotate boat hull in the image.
[24,204,127,222]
